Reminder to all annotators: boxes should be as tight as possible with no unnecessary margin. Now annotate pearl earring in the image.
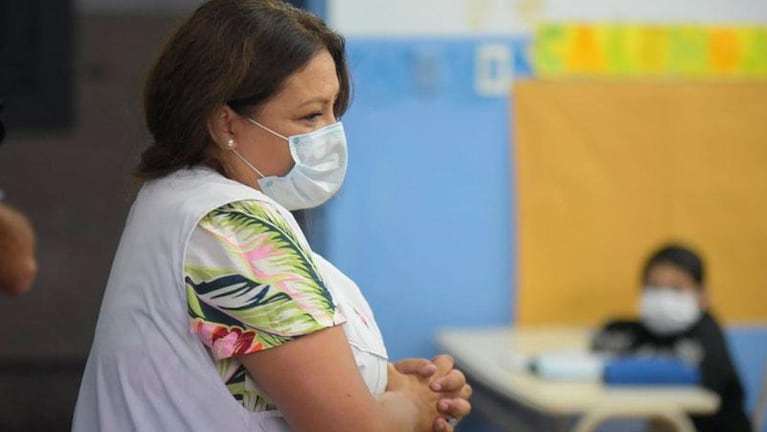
[225,138,236,149]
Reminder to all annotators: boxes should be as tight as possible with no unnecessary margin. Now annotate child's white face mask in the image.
[233,119,348,210]
[640,287,702,336]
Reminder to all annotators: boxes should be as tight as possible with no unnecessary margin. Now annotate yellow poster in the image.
[514,81,767,325]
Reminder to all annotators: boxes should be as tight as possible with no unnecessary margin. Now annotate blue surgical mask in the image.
[232,119,348,210]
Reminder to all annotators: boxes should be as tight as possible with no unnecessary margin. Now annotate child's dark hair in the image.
[642,244,705,286]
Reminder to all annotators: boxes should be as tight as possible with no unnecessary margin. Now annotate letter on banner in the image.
[709,28,742,74]
[474,43,514,97]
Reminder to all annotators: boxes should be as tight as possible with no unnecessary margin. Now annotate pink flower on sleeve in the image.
[212,332,239,359]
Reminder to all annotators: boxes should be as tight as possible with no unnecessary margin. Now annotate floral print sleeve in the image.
[184,200,344,411]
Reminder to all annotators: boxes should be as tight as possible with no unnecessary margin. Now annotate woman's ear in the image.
[206,104,238,148]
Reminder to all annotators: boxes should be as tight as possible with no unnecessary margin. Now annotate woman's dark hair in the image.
[137,0,350,179]
[642,244,705,286]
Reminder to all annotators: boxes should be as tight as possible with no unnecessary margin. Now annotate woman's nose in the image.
[323,111,337,127]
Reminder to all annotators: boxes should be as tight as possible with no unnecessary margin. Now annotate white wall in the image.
[329,0,767,36]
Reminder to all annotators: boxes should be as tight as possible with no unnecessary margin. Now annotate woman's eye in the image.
[302,112,322,122]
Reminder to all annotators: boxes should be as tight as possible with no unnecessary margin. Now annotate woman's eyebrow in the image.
[296,90,340,108]
[296,96,332,108]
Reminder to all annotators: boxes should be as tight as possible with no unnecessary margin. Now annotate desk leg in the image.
[572,407,695,432]
[648,418,681,432]
[552,415,575,432]
[460,365,570,432]
[457,365,578,432]
[467,381,538,432]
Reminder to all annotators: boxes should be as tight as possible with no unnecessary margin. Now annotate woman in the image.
[72,1,471,431]
[593,244,751,432]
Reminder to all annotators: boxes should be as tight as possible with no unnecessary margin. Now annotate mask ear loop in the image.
[225,138,266,178]
[246,117,289,141]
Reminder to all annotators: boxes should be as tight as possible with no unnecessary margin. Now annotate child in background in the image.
[593,244,751,432]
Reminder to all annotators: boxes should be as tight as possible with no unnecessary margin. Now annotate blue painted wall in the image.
[313,37,767,430]
[729,327,767,421]
[316,38,530,361]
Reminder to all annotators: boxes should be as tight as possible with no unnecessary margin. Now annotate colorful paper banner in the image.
[533,24,767,78]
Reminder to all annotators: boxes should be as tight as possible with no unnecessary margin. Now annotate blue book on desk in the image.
[603,357,701,386]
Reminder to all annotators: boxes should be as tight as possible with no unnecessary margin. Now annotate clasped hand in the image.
[389,355,472,432]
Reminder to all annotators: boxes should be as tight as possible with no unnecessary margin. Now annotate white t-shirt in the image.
[73,167,388,431]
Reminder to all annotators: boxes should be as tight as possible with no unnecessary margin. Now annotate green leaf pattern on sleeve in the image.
[184,200,344,412]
